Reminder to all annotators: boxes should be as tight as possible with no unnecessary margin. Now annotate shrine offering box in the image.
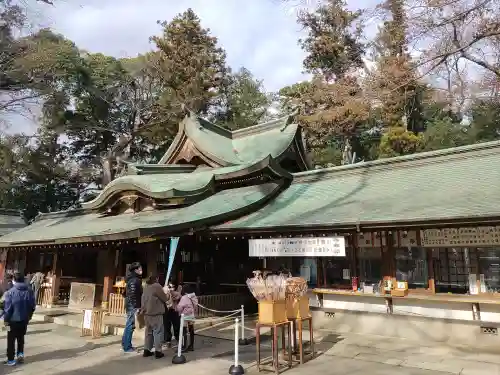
[286,296,310,319]
[258,300,287,324]
[391,281,409,297]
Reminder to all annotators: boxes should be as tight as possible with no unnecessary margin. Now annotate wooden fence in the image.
[195,293,247,318]
[108,293,127,316]
[37,286,53,307]
[107,292,248,318]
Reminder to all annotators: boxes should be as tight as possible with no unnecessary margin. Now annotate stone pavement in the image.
[0,321,499,375]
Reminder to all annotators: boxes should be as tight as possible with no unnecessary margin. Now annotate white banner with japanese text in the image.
[249,237,346,257]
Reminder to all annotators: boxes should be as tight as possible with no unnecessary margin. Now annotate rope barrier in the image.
[196,303,242,314]
[229,318,245,375]
[189,310,241,325]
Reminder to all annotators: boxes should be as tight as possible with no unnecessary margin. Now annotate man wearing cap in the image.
[121,262,143,353]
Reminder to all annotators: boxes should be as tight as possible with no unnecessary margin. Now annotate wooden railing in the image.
[108,293,126,316]
[37,286,53,307]
[106,292,249,318]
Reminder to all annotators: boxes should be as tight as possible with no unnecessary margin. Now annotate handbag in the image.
[135,309,145,329]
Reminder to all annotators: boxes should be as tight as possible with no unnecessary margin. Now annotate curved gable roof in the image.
[81,156,291,211]
[159,111,307,168]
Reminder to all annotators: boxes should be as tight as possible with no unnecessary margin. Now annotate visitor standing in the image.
[176,285,198,352]
[121,262,143,353]
[163,281,181,346]
[29,271,45,305]
[141,274,168,358]
[2,272,36,366]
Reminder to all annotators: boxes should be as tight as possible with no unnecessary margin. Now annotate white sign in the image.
[342,268,350,280]
[249,237,346,257]
[83,309,92,329]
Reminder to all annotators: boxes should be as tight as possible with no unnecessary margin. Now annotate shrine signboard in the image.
[249,237,346,257]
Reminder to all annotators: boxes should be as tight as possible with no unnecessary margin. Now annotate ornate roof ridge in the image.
[129,163,197,175]
[29,156,291,217]
[186,109,297,140]
[231,111,297,138]
[158,110,302,166]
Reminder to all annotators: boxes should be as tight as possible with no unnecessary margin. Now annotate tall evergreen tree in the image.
[370,0,425,133]
[365,0,426,158]
[280,0,369,166]
[212,67,273,130]
[151,8,228,120]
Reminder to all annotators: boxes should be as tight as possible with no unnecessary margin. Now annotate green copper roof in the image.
[159,112,303,166]
[82,157,286,211]
[215,141,500,230]
[0,210,25,236]
[0,182,282,246]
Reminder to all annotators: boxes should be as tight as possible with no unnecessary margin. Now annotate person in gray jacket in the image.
[140,274,168,359]
[29,271,45,305]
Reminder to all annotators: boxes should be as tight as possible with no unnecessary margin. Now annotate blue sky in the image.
[11,0,379,133]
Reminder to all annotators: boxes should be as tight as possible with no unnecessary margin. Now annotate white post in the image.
[178,314,185,358]
[234,318,239,367]
[240,305,245,342]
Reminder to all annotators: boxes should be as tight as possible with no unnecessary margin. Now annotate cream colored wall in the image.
[317,293,500,323]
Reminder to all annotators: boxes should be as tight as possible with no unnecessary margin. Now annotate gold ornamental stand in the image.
[256,321,292,374]
[288,316,314,364]
[255,301,293,374]
[285,295,315,364]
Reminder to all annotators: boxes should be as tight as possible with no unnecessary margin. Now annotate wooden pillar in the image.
[101,249,119,309]
[16,249,27,275]
[50,249,62,305]
[387,231,396,279]
[380,231,397,295]
[146,243,160,277]
[427,248,436,294]
[0,249,8,283]
[350,234,358,278]
[417,230,435,293]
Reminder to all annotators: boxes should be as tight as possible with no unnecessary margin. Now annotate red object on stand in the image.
[351,277,359,291]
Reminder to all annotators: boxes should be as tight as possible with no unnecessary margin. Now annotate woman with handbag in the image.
[176,285,198,352]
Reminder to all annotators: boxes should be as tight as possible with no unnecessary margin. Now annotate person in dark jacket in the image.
[3,272,35,366]
[121,262,143,353]
[0,273,14,315]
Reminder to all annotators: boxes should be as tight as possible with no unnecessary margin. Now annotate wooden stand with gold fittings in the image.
[81,309,104,339]
[391,281,409,297]
[256,301,293,374]
[286,296,314,364]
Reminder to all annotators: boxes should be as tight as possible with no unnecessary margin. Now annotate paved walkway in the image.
[0,321,499,374]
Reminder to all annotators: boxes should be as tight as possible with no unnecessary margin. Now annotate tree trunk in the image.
[101,156,114,187]
[341,138,353,165]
